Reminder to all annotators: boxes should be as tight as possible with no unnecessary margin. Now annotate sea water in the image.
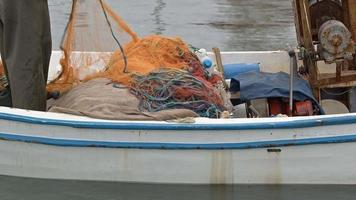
[48,0,297,51]
[1,175,356,200]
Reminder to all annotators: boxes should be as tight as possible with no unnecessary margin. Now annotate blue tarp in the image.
[230,71,324,114]
[223,63,260,79]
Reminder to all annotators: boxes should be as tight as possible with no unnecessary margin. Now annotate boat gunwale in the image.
[0,111,355,130]
[1,132,356,149]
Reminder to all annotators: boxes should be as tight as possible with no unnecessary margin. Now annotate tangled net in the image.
[130,68,225,118]
[91,35,207,85]
[0,0,228,118]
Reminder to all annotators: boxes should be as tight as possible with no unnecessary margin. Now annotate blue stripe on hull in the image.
[0,112,356,130]
[1,132,356,149]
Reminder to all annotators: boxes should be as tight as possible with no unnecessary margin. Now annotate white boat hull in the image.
[1,50,356,185]
[0,107,356,185]
[2,140,356,185]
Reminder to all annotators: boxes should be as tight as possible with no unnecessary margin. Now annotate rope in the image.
[99,0,128,73]
[130,68,224,118]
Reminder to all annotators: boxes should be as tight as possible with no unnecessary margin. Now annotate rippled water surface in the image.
[48,0,297,51]
[2,175,356,200]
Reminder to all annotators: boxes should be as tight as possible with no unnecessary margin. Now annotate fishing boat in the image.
[1,3,356,199]
[1,49,356,186]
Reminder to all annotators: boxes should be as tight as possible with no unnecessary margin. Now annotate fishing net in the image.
[47,0,138,92]
[130,68,225,118]
[0,0,228,117]
[47,0,225,90]
[90,35,209,85]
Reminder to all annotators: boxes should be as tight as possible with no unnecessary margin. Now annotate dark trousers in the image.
[0,0,51,111]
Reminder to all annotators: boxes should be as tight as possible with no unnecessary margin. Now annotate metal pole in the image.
[288,50,297,116]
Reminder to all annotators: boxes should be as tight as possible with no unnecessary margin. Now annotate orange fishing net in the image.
[0,0,226,117]
[47,0,138,92]
[47,0,203,93]
[88,35,200,85]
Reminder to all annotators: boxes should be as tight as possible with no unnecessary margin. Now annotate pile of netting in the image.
[130,68,224,118]
[0,0,228,118]
[92,35,217,85]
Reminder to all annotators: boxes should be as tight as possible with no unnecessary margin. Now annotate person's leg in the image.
[1,0,51,111]
[0,3,12,107]
[42,0,52,84]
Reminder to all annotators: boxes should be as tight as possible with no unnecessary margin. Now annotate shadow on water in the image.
[1,175,356,200]
[151,0,167,35]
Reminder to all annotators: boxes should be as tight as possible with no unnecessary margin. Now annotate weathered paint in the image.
[1,132,356,150]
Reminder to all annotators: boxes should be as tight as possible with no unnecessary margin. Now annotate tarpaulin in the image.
[230,71,324,114]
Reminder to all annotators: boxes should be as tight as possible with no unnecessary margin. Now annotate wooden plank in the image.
[212,47,229,90]
[320,81,356,88]
[299,0,314,50]
[347,0,356,40]
[317,73,356,87]
[295,0,320,101]
[292,0,303,44]
[342,0,351,29]
[319,70,356,79]
[336,62,342,82]
[344,0,356,71]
